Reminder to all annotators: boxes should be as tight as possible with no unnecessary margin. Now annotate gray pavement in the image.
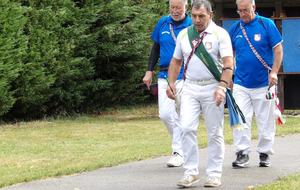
[2,134,300,190]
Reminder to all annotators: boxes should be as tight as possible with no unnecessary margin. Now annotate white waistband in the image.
[185,78,218,86]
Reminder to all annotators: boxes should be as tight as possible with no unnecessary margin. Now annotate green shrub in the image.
[0,0,168,119]
[0,1,27,116]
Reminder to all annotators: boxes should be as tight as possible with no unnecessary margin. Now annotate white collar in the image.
[203,20,216,34]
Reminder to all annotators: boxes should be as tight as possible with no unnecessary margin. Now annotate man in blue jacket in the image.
[143,0,192,167]
[229,0,283,168]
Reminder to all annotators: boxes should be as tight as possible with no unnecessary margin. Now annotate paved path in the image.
[2,134,300,190]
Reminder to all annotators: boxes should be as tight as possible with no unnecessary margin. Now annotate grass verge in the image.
[256,173,300,190]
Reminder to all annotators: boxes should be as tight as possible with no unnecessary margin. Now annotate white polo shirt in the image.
[173,21,233,81]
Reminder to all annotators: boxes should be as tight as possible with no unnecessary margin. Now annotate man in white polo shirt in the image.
[167,0,234,188]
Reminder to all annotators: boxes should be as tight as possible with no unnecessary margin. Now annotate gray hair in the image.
[236,0,255,5]
[191,0,212,12]
[169,0,188,6]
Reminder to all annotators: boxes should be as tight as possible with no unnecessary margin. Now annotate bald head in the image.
[236,0,255,6]
[169,0,188,6]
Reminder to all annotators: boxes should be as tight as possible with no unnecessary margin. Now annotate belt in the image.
[185,78,217,86]
[159,67,169,71]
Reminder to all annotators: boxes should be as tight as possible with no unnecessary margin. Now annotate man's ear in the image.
[209,11,214,19]
[252,5,256,12]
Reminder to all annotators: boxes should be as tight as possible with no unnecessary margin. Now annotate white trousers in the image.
[232,84,276,155]
[158,78,183,156]
[180,81,224,178]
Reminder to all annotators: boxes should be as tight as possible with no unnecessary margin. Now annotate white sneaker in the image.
[177,174,200,187]
[204,176,221,187]
[166,152,183,167]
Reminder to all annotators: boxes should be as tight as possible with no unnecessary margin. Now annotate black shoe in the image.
[232,151,249,168]
[259,153,271,167]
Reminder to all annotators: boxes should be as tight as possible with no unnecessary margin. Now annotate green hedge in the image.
[0,0,167,120]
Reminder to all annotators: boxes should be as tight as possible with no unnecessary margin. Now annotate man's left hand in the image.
[214,86,226,106]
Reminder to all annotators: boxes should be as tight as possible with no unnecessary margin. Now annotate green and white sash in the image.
[186,25,246,127]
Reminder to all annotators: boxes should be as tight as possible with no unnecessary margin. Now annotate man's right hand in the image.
[166,83,176,100]
[143,71,153,90]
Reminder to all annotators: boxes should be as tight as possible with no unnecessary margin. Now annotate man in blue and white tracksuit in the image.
[229,0,283,168]
[143,0,192,167]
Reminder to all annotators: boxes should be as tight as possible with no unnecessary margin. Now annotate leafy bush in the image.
[0,1,27,116]
[0,0,168,120]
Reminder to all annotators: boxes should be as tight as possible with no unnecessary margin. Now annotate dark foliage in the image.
[0,0,168,120]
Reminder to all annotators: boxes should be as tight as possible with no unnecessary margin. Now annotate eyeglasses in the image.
[236,8,251,14]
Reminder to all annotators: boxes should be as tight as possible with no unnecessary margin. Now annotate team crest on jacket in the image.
[254,34,261,41]
[205,42,212,50]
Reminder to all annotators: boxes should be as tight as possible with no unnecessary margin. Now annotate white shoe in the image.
[166,152,183,167]
[204,176,221,187]
[177,174,200,187]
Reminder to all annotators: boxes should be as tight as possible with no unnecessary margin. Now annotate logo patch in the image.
[235,35,243,39]
[254,34,261,41]
[205,42,212,50]
[162,31,170,35]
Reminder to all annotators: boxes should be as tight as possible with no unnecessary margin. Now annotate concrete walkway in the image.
[2,134,300,190]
